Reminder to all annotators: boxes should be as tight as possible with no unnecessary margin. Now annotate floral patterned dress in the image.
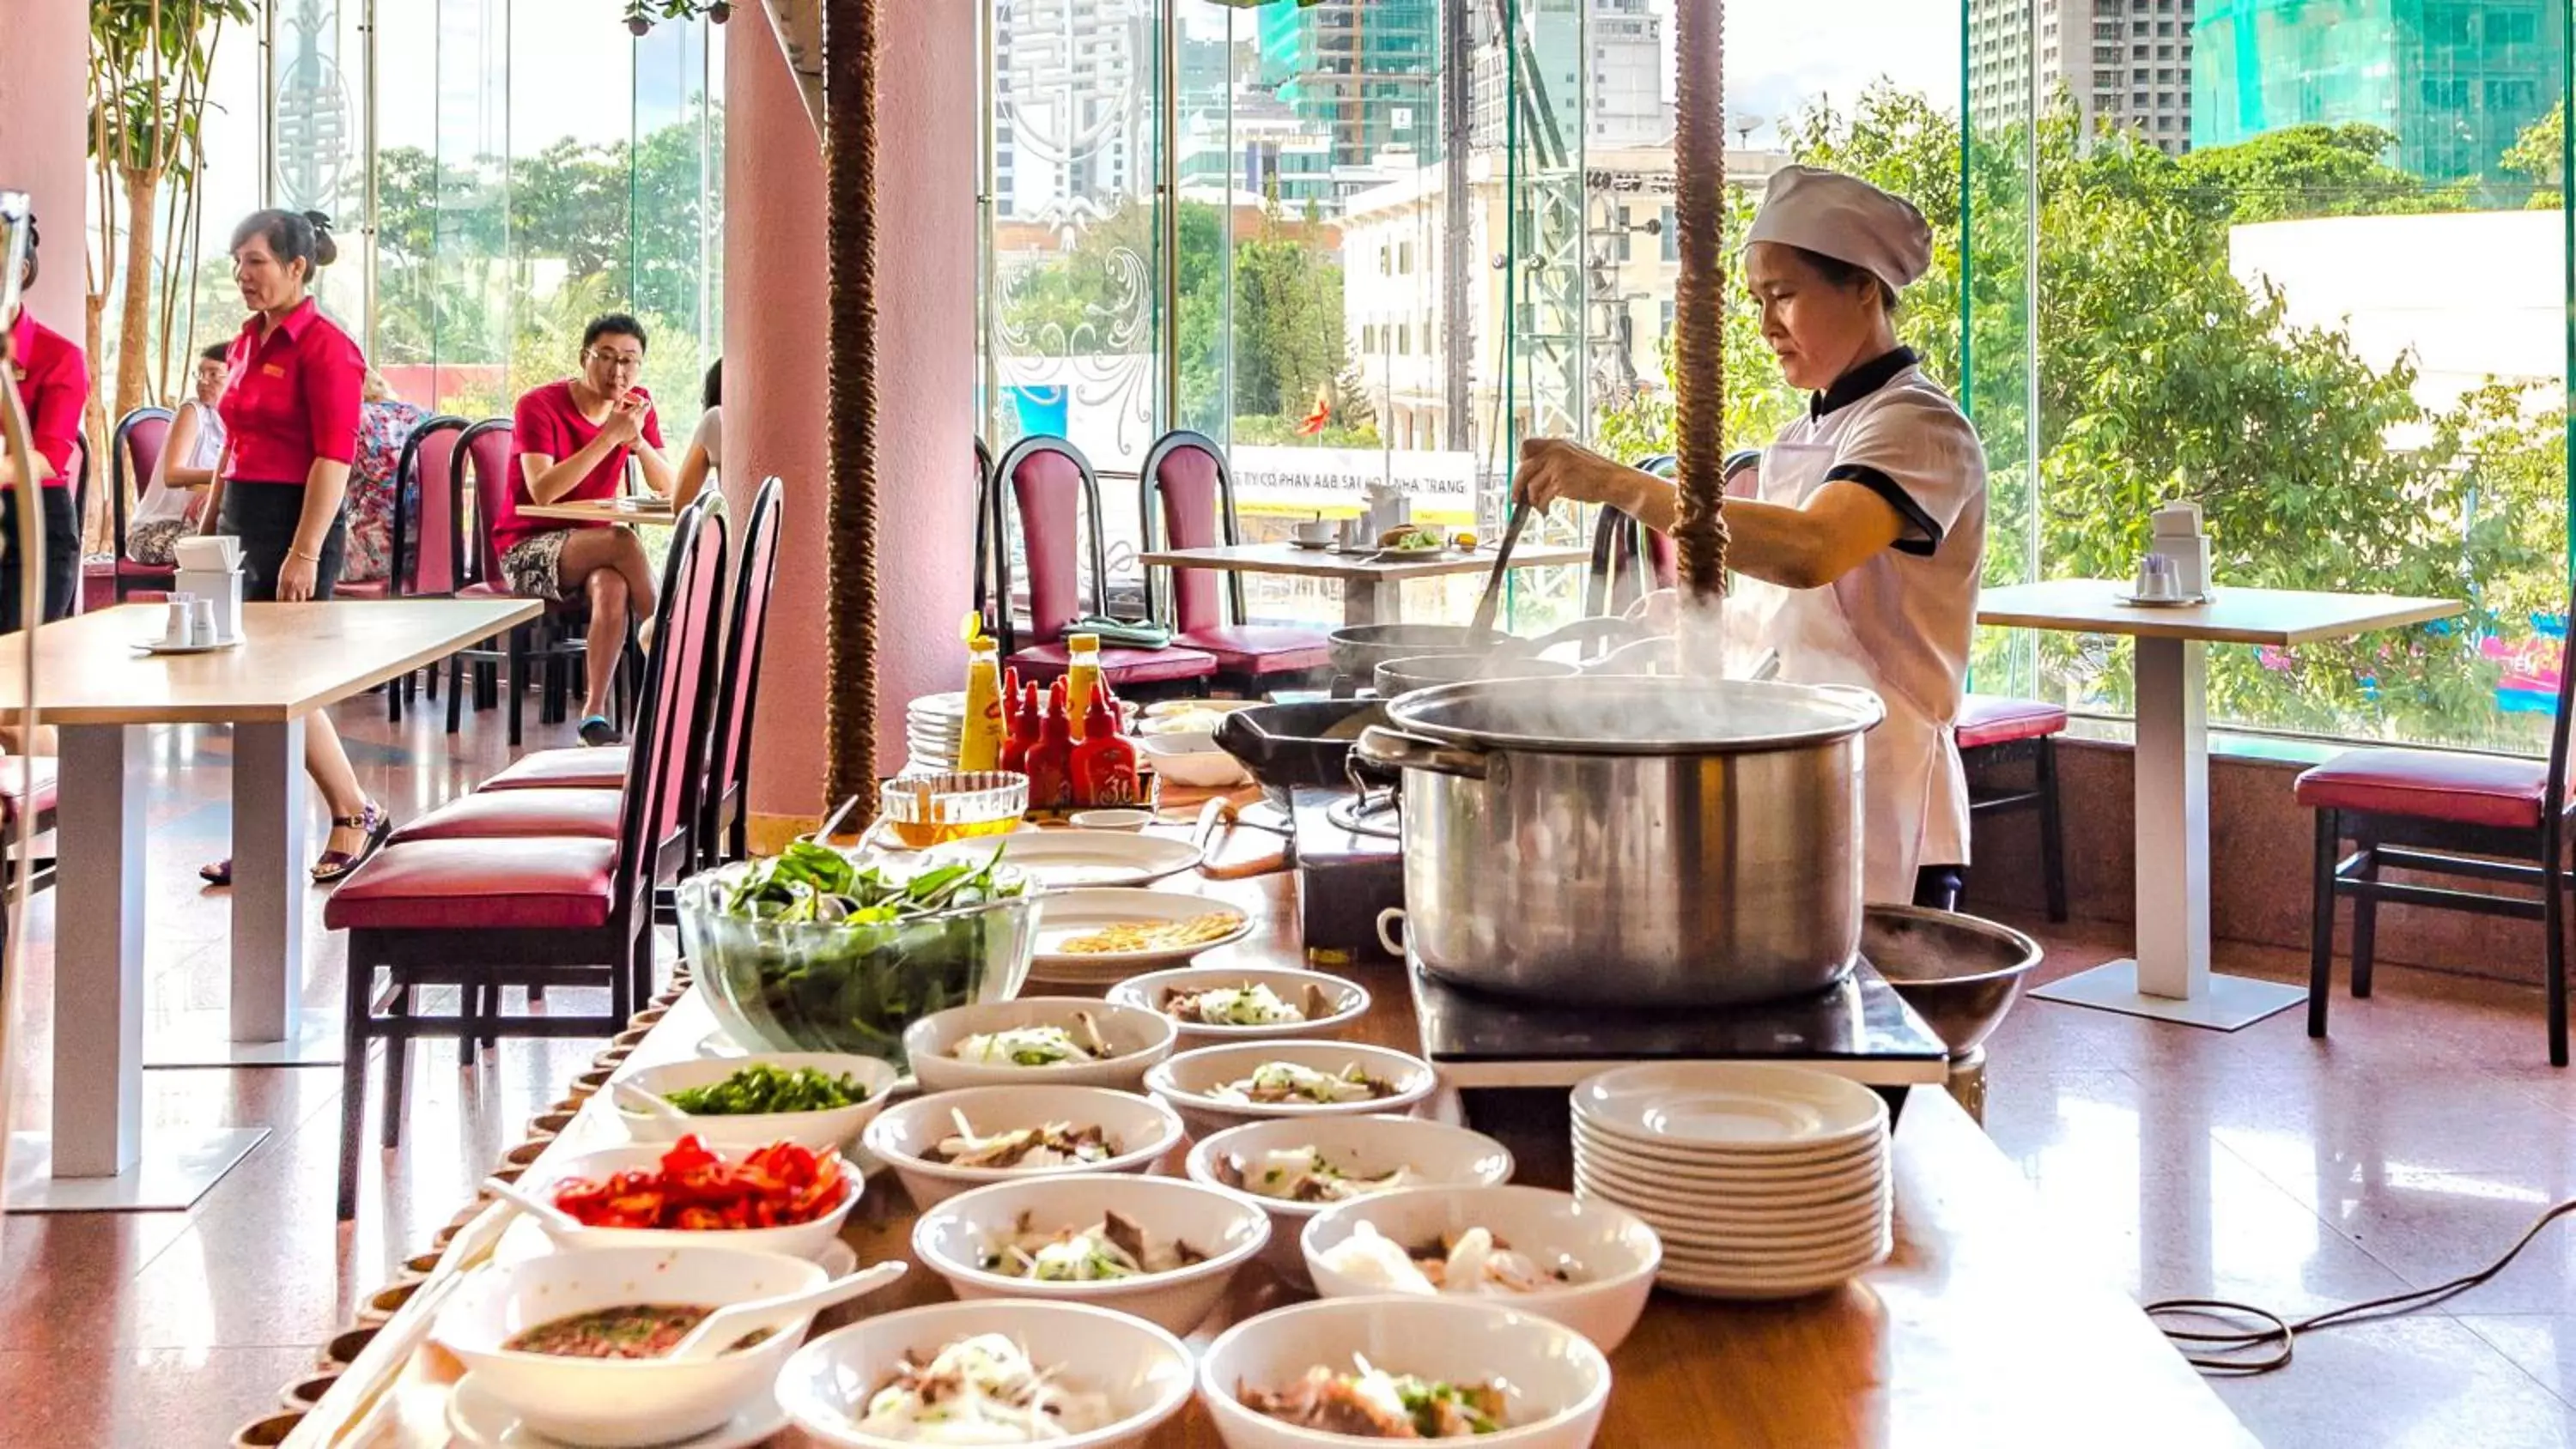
[339,399,428,585]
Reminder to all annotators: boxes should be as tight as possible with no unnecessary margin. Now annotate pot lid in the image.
[1381,676,1884,755]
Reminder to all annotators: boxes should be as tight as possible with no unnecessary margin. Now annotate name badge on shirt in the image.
[260,362,287,378]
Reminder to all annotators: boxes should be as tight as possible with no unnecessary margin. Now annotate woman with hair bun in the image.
[0,209,91,631]
[197,208,392,887]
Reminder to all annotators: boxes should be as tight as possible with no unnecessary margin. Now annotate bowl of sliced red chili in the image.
[528,1134,861,1263]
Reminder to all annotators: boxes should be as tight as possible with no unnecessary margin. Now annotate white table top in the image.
[1977,579,2463,646]
[1139,539,1591,584]
[0,599,541,725]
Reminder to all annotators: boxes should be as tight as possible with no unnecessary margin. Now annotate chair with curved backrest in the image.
[972,436,997,637]
[702,476,785,870]
[2297,592,2576,1066]
[379,415,467,722]
[442,417,588,744]
[110,407,177,601]
[325,495,730,1218]
[1139,429,1331,679]
[989,434,1216,689]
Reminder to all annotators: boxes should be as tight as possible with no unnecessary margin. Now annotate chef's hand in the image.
[1515,438,1636,513]
[277,549,320,603]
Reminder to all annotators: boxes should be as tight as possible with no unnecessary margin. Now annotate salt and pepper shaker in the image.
[188,597,220,646]
[164,594,197,646]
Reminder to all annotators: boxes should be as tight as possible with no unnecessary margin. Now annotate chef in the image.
[1516,165,1986,909]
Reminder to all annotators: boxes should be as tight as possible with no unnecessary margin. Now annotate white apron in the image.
[1725,440,1969,903]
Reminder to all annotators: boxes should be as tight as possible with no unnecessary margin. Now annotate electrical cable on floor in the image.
[2145,1197,2576,1375]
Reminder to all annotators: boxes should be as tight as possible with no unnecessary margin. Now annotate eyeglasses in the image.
[586,350,645,373]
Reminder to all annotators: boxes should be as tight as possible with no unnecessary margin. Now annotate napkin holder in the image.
[1361,482,1411,537]
[2147,500,2210,597]
[171,537,245,643]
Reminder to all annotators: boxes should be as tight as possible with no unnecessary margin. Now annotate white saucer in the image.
[1571,1116,1884,1174]
[2113,591,2209,609]
[1573,1063,1886,1155]
[447,1373,792,1449]
[1286,538,1336,551]
[133,636,242,655]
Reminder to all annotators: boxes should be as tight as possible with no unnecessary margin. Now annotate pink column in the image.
[0,0,88,330]
[725,8,980,844]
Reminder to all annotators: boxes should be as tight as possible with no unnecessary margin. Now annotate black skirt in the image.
[0,485,79,633]
[219,482,347,603]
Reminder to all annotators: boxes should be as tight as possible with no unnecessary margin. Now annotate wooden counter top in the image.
[296,870,2252,1449]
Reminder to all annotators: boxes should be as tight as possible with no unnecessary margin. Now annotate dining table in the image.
[513,497,679,527]
[0,597,538,1210]
[1135,540,1592,627]
[1976,579,2462,1029]
[292,860,2255,1448]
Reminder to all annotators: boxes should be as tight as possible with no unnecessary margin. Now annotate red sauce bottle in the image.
[1000,678,1040,774]
[1070,687,1141,808]
[1024,679,1077,811]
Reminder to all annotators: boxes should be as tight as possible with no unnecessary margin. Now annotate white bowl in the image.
[434,1243,824,1447]
[1140,736,1255,789]
[1300,1185,1662,1351]
[913,1173,1271,1335]
[1146,1040,1438,1139]
[862,1084,1186,1210]
[1198,1295,1612,1449]
[778,1299,1194,1449]
[904,997,1179,1094]
[612,1053,902,1152]
[1186,1115,1515,1285]
[1109,966,1370,1044]
[520,1143,860,1262]
[1071,809,1155,832]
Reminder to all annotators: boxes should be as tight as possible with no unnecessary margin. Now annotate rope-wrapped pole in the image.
[821,0,881,814]
[1670,0,1728,613]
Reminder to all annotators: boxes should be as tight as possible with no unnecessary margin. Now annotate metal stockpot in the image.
[1353,676,1884,1008]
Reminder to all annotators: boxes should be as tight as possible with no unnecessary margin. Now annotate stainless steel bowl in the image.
[1371,652,1577,699]
[1862,906,2043,1058]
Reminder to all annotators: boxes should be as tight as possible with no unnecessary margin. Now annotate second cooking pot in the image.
[1354,676,1885,1009]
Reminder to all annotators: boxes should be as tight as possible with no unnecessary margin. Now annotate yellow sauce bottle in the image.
[1064,631,1104,742]
[958,626,1005,771]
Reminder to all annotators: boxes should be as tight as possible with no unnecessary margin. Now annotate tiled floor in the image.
[5,700,2576,1446]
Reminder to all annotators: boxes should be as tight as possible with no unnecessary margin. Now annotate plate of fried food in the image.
[1030,888,1255,982]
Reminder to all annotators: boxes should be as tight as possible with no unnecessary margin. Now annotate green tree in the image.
[2171,124,2471,222]
[2503,100,2563,207]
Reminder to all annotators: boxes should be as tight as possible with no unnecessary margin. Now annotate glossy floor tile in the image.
[3,700,2576,1446]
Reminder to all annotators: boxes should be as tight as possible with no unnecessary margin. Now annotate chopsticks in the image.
[1470,500,1534,636]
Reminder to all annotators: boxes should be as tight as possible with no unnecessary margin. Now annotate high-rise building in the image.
[991,0,1153,225]
[1967,0,2196,155]
[1468,0,1672,154]
[1258,0,1439,168]
[2192,0,2560,183]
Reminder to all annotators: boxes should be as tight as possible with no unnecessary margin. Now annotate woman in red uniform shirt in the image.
[197,209,391,886]
[0,212,90,632]
[502,313,673,746]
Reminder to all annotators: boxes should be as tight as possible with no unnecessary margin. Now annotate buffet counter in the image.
[289,870,2253,1449]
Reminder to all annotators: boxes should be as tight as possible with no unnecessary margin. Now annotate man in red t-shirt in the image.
[504,313,675,746]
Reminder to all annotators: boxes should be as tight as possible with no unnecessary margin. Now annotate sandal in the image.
[200,858,231,888]
[311,803,393,884]
[578,714,623,748]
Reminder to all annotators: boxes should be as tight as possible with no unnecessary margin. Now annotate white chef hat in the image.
[1743,165,1932,294]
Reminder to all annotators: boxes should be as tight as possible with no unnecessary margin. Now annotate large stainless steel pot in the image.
[1353,676,1885,1008]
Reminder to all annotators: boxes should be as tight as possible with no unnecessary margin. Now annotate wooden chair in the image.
[442,418,589,744]
[972,436,998,638]
[2298,614,2576,1066]
[988,434,1215,689]
[1139,429,1330,680]
[108,406,176,601]
[324,495,730,1218]
[1957,696,2070,923]
[381,415,467,722]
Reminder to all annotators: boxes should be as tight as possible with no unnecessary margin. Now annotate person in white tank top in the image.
[130,343,231,565]
[1514,165,1988,909]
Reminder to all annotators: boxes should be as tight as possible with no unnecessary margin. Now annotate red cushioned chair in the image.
[325,495,729,1219]
[989,434,1216,689]
[441,418,591,744]
[1956,694,2069,923]
[1,755,59,895]
[1138,430,1330,680]
[109,407,176,602]
[380,415,468,722]
[2298,625,2576,1066]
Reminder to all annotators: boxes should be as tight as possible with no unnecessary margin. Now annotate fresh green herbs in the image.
[661,1062,873,1116]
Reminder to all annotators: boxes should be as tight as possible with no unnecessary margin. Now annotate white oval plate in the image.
[1570,1117,1884,1176]
[1572,1063,1886,1155]
[1030,888,1252,982]
[447,1373,791,1449]
[932,831,1204,889]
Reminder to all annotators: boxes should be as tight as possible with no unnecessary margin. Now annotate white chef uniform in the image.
[1729,167,1988,903]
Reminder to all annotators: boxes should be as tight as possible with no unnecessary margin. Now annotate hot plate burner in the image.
[1324,788,1402,840]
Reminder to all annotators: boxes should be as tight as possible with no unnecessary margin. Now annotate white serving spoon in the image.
[478,1175,587,1236]
[611,1077,693,1132]
[664,1260,909,1362]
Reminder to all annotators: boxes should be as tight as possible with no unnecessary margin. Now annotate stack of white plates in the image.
[1568,1062,1892,1300]
[905,692,967,775]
